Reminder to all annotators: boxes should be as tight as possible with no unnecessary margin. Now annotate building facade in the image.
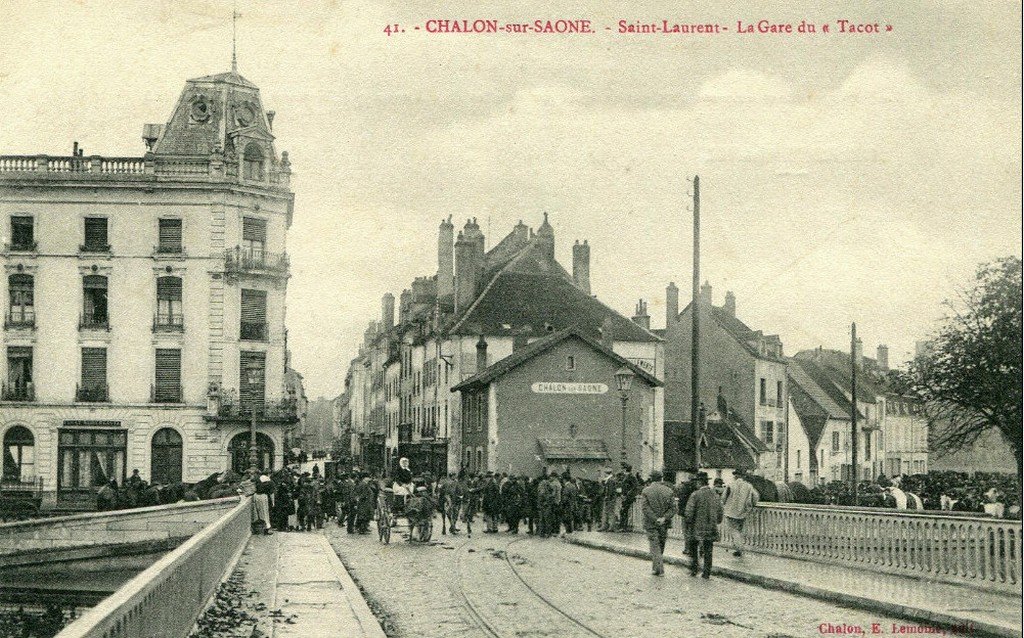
[0,69,297,509]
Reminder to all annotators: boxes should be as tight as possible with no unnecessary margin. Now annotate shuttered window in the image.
[239,351,266,410]
[154,349,182,402]
[82,275,108,327]
[240,289,267,341]
[156,276,183,327]
[10,216,33,250]
[83,218,109,251]
[7,346,33,399]
[242,217,266,258]
[80,348,107,401]
[157,219,183,253]
[8,274,34,324]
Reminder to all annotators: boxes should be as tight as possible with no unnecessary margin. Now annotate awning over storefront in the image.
[538,438,609,461]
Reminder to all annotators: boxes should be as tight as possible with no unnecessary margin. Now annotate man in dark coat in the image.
[641,471,676,576]
[560,476,579,535]
[685,472,724,578]
[674,469,702,554]
[502,477,525,533]
[481,473,501,533]
[353,475,375,534]
[619,467,639,531]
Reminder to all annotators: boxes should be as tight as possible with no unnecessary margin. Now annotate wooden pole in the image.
[691,176,701,470]
[851,322,859,505]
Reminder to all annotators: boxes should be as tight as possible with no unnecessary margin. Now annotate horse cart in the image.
[375,487,433,544]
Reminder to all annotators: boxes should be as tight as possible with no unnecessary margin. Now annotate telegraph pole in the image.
[691,175,701,470]
[850,322,858,505]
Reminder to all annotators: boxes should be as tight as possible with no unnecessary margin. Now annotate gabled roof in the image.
[664,419,757,471]
[451,329,662,392]
[788,359,854,420]
[794,349,885,399]
[787,377,831,448]
[676,302,786,363]
[538,438,609,461]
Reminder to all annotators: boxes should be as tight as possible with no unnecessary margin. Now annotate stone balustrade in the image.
[631,500,1022,593]
[54,496,252,638]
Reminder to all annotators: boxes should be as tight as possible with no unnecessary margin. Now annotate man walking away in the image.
[673,469,700,554]
[641,471,675,576]
[684,472,722,578]
[560,475,578,535]
[722,468,760,557]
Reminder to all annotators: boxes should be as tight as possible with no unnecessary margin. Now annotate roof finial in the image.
[231,0,239,73]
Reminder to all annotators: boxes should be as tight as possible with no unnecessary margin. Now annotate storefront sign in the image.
[531,382,608,395]
[627,358,655,375]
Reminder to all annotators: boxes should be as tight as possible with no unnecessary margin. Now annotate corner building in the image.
[0,70,296,510]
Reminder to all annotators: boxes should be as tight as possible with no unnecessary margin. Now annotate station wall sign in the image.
[531,382,609,395]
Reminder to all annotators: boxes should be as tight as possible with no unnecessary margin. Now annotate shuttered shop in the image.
[154,349,181,401]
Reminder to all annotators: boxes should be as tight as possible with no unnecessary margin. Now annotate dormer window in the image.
[244,143,264,181]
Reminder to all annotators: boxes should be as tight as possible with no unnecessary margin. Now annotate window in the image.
[762,421,774,445]
[759,378,767,405]
[157,218,183,254]
[776,380,783,407]
[8,274,34,327]
[465,447,472,472]
[796,449,801,469]
[10,216,34,251]
[240,289,267,341]
[5,347,33,401]
[566,355,576,371]
[82,275,109,329]
[239,351,266,411]
[82,217,109,252]
[241,217,267,264]
[244,143,265,181]
[150,428,183,485]
[153,349,182,403]
[58,427,126,494]
[228,432,274,474]
[3,426,35,482]
[864,432,871,460]
[832,431,840,453]
[155,276,183,330]
[476,448,483,473]
[79,347,108,402]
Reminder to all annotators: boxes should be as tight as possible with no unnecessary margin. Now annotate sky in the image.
[0,0,1020,398]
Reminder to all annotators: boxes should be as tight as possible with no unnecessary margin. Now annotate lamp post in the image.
[614,366,635,467]
[245,360,263,473]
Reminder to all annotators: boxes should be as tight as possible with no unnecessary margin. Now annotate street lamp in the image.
[614,366,635,466]
[245,360,263,473]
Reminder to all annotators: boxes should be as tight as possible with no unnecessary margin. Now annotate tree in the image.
[901,256,1022,478]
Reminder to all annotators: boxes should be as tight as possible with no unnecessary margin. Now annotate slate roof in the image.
[787,376,831,448]
[793,349,885,399]
[663,419,757,471]
[189,71,259,88]
[538,438,610,461]
[451,329,662,392]
[675,302,786,363]
[788,359,854,420]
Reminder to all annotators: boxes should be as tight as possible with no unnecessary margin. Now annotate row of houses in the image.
[333,214,932,485]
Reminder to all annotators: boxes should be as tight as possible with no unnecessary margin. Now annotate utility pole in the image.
[691,175,701,470]
[850,322,858,505]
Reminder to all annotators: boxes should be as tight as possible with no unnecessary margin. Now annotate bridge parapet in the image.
[54,497,252,638]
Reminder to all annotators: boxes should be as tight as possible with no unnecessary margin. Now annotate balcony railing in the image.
[76,383,109,403]
[216,397,299,421]
[224,247,289,278]
[6,240,37,253]
[153,313,184,333]
[79,314,110,331]
[240,321,268,341]
[155,243,184,255]
[151,384,184,404]
[79,243,111,254]
[1,382,34,402]
[5,311,35,330]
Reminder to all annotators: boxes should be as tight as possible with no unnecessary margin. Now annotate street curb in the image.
[563,536,1020,638]
[317,534,389,638]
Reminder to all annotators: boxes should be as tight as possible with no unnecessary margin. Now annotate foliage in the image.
[899,257,1022,477]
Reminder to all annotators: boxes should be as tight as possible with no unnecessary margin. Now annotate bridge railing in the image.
[55,496,251,638]
[630,500,1022,593]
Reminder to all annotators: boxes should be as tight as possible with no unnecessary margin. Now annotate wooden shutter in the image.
[240,289,267,322]
[81,348,107,387]
[157,277,182,301]
[158,219,182,252]
[11,216,33,248]
[242,218,267,242]
[239,351,266,408]
[84,218,108,248]
[154,349,181,401]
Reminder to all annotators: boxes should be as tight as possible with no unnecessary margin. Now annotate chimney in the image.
[876,345,889,372]
[381,293,395,329]
[513,220,529,245]
[536,212,555,261]
[599,315,615,349]
[398,289,412,324]
[700,280,712,306]
[476,335,488,373]
[853,337,864,368]
[454,230,480,312]
[572,240,591,295]
[631,299,650,330]
[724,291,736,316]
[437,217,455,307]
[666,282,679,326]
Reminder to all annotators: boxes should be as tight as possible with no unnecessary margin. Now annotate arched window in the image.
[82,275,108,328]
[464,447,472,472]
[8,274,34,326]
[3,426,34,483]
[475,448,483,473]
[228,432,274,474]
[150,428,183,485]
[155,276,183,329]
[243,143,264,181]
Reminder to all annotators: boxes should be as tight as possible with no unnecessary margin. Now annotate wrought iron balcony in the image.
[215,397,299,422]
[153,313,184,333]
[150,383,184,404]
[4,311,35,330]
[79,314,110,331]
[5,241,37,253]
[240,321,268,341]
[76,383,109,403]
[224,247,289,279]
[79,243,111,254]
[1,382,34,402]
[154,243,184,255]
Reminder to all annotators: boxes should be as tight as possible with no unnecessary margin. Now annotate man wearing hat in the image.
[684,471,723,578]
[640,470,675,576]
[673,468,702,555]
[722,468,760,557]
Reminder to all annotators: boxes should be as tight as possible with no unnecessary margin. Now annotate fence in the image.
[54,497,251,638]
[631,500,1022,593]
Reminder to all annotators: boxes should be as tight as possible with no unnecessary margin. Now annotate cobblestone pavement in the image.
[325,516,915,638]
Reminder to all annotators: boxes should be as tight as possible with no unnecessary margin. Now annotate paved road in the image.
[325,516,913,638]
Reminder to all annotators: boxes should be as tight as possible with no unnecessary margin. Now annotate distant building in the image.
[452,330,661,478]
[663,411,761,484]
[660,282,788,480]
[0,69,297,508]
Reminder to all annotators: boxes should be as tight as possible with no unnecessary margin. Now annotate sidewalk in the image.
[248,532,387,638]
[565,531,1022,638]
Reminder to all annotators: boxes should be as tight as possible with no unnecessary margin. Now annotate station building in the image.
[0,68,297,510]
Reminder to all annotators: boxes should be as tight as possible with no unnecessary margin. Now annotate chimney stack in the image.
[536,213,555,261]
[572,240,591,295]
[853,337,864,368]
[437,217,454,306]
[454,225,483,312]
[476,335,488,373]
[724,291,736,316]
[599,315,615,349]
[700,280,713,306]
[666,282,679,326]
[631,299,650,330]
[398,289,412,324]
[381,293,395,329]
[876,344,889,372]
